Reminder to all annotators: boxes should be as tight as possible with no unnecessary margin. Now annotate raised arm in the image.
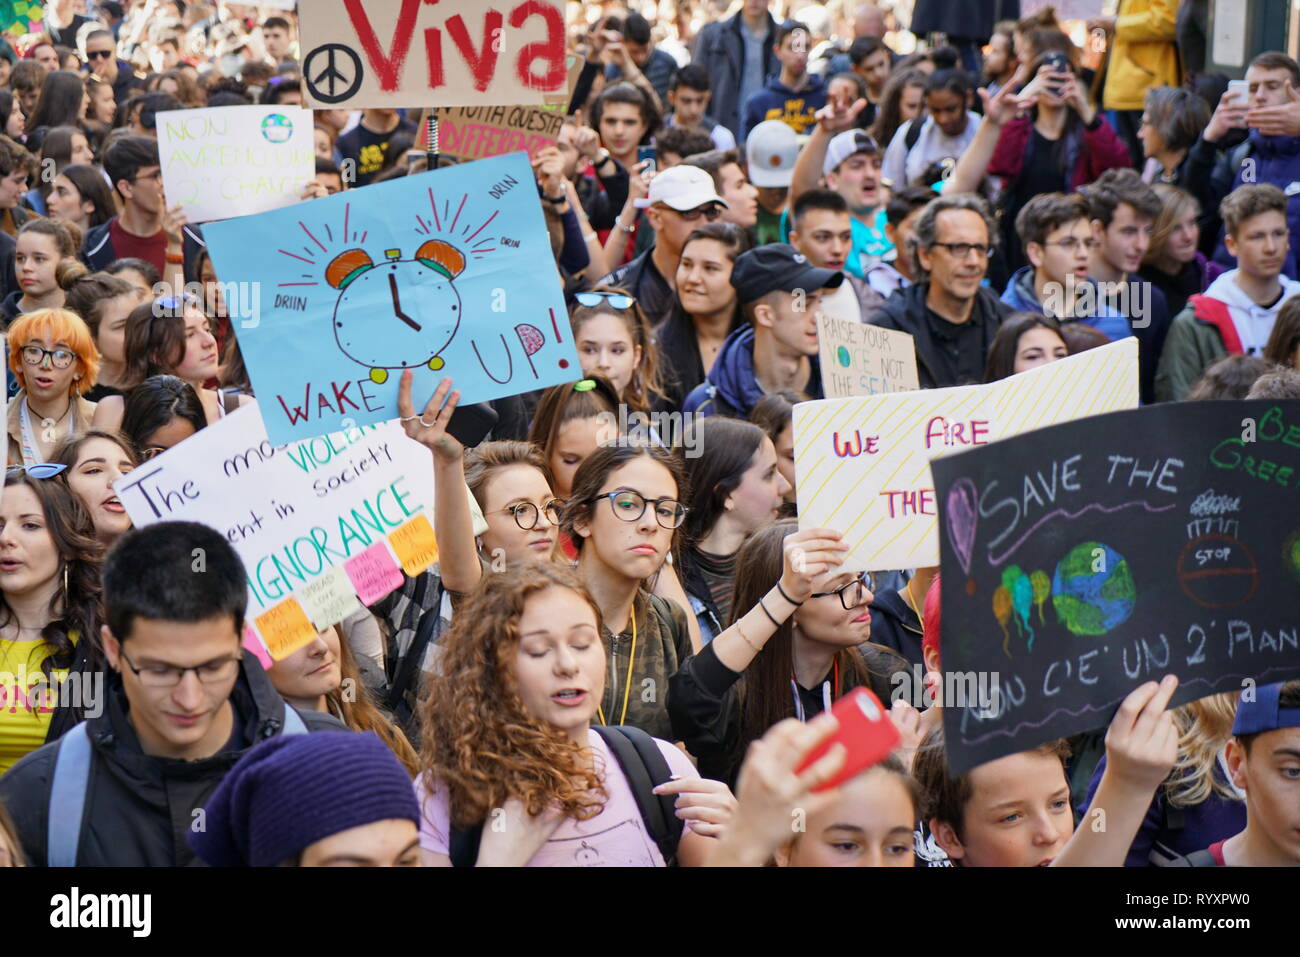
[942,80,1036,196]
[791,91,866,206]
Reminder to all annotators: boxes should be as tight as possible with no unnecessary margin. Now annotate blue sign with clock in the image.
[204,152,580,444]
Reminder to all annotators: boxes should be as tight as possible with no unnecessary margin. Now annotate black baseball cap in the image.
[731,243,844,304]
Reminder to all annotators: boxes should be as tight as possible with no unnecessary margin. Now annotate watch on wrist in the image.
[593,149,612,167]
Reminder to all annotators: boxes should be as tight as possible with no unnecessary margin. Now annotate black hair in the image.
[848,36,888,67]
[54,163,117,227]
[672,63,710,93]
[25,70,86,134]
[774,20,809,48]
[681,417,767,542]
[928,46,962,71]
[590,82,660,144]
[103,134,160,197]
[925,67,972,100]
[105,257,161,287]
[621,12,652,45]
[120,373,207,456]
[261,77,301,105]
[983,312,1067,382]
[137,92,182,130]
[792,187,849,229]
[208,91,253,108]
[102,521,247,641]
[886,185,938,228]
[263,16,292,32]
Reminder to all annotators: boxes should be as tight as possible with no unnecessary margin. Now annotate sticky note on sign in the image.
[389,513,439,576]
[295,565,363,629]
[255,598,317,661]
[242,624,273,671]
[344,542,404,604]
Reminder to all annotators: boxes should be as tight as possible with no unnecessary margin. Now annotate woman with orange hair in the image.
[6,308,99,467]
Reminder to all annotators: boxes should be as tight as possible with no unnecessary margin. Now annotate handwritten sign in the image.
[817,313,919,398]
[794,338,1138,571]
[932,400,1300,773]
[299,0,567,110]
[114,406,437,660]
[157,106,315,223]
[204,153,580,445]
[418,104,564,163]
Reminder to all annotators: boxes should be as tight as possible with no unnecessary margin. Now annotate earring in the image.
[63,563,69,595]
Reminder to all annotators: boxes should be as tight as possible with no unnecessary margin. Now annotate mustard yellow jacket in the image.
[1102,0,1182,112]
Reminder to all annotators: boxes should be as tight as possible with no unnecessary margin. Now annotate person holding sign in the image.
[668,519,910,786]
[682,243,843,418]
[414,563,732,867]
[5,309,99,467]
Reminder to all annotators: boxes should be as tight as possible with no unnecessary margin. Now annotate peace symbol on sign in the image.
[304,44,364,104]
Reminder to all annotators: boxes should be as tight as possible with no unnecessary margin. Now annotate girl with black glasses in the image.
[6,309,99,468]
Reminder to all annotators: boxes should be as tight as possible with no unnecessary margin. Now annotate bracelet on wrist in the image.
[758,598,781,628]
[735,617,761,652]
[616,219,636,233]
[776,581,804,606]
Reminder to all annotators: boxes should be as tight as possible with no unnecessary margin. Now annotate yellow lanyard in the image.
[597,609,637,727]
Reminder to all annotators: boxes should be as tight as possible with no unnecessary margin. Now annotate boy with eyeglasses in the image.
[1001,192,1133,343]
[599,164,729,325]
[0,522,345,866]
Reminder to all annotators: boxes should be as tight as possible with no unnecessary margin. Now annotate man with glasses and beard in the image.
[866,193,1014,388]
[600,165,729,325]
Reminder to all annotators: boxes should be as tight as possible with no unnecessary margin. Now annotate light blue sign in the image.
[204,152,578,444]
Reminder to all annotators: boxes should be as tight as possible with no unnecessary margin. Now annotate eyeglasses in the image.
[118,648,242,688]
[131,169,163,183]
[810,572,876,610]
[574,291,635,309]
[86,49,114,60]
[21,345,76,369]
[6,463,67,479]
[496,500,563,530]
[663,204,722,222]
[589,489,687,529]
[1040,238,1099,252]
[929,242,992,260]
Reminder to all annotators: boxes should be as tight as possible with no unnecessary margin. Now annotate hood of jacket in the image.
[759,74,825,98]
[1199,268,1300,334]
[703,323,822,414]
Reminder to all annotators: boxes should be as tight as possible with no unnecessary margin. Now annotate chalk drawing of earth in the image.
[1051,541,1135,636]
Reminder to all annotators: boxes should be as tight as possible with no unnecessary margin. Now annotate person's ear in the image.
[101,624,121,671]
[930,818,965,861]
[645,206,663,232]
[922,643,940,676]
[1224,231,1238,260]
[773,839,794,867]
[1224,738,1249,792]
[1090,218,1106,243]
[752,301,776,329]
[884,222,898,246]
[916,243,934,274]
[632,343,643,369]
[573,505,594,540]
[1026,241,1044,270]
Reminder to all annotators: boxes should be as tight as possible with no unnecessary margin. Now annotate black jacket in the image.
[600,249,676,326]
[0,653,345,866]
[667,639,910,786]
[866,588,924,668]
[81,217,206,274]
[574,158,630,233]
[865,280,1012,388]
[692,11,779,139]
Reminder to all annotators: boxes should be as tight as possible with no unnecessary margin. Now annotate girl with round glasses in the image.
[0,469,103,775]
[6,309,100,468]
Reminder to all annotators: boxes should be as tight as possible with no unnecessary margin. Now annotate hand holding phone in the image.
[637,144,657,175]
[795,688,900,793]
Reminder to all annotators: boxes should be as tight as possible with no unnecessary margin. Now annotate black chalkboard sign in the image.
[931,400,1300,774]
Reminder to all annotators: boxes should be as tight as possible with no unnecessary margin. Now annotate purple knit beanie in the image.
[189,730,419,867]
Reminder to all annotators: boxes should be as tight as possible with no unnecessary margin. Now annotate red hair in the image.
[922,571,942,671]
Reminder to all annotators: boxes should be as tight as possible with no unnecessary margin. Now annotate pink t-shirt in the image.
[416,728,697,866]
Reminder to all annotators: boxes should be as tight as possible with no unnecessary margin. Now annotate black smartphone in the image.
[637,144,657,173]
[1043,52,1070,94]
[445,402,500,448]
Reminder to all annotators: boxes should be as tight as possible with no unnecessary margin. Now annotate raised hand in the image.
[779,526,850,603]
[397,370,464,463]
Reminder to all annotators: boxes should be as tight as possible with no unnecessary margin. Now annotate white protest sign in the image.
[795,338,1139,571]
[157,106,316,223]
[115,405,437,660]
[817,313,920,398]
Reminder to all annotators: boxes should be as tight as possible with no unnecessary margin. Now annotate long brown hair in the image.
[417,563,607,829]
[325,623,419,776]
[568,284,664,413]
[730,520,886,766]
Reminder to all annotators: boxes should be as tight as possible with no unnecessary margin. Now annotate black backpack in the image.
[446,724,685,866]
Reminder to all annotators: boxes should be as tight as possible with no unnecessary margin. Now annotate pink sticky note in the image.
[344,543,404,604]
[242,624,274,671]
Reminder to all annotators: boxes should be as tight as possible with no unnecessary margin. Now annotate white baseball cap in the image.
[634,163,729,210]
[823,128,882,178]
[746,120,800,188]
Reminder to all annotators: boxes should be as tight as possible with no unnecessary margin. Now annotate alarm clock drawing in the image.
[324,239,466,384]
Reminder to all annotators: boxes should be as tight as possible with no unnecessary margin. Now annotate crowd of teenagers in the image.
[0,0,1294,871]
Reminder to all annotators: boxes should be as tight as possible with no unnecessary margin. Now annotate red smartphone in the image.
[795,688,900,793]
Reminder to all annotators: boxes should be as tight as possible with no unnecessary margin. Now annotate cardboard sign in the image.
[203,153,580,445]
[817,313,919,398]
[113,406,437,660]
[794,338,1138,572]
[428,104,564,163]
[157,106,316,224]
[932,399,1300,774]
[299,0,567,109]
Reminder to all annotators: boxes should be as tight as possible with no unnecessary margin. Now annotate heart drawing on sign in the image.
[945,478,978,576]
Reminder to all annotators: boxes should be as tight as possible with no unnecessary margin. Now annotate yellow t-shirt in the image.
[0,638,71,776]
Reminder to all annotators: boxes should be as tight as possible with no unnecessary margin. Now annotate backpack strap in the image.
[904,116,923,153]
[448,823,483,868]
[281,705,309,735]
[47,723,93,867]
[594,724,684,866]
[1185,848,1219,867]
[221,390,239,415]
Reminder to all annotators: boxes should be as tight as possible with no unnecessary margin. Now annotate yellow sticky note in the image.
[389,513,438,576]
[256,598,317,661]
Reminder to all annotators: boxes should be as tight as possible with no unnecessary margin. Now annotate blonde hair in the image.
[1164,692,1240,808]
[7,308,100,396]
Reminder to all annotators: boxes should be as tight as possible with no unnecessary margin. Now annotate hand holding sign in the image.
[780,526,850,603]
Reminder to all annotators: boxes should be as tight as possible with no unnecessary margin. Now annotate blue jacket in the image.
[1000,265,1133,342]
[1212,130,1300,279]
[682,324,823,419]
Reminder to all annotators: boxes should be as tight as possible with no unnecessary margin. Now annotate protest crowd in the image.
[0,0,1296,876]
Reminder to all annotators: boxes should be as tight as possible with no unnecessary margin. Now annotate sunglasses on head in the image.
[574,291,635,309]
[7,463,67,479]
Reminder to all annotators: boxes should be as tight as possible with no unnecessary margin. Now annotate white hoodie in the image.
[1202,269,1300,355]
